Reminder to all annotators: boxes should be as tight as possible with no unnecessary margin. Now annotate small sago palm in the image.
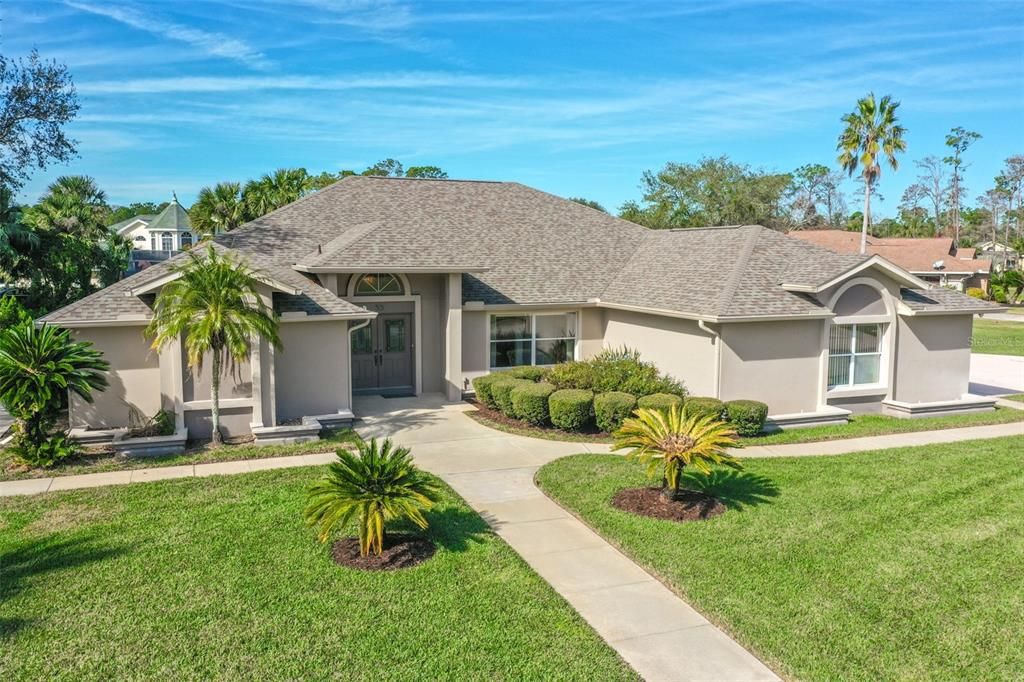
[146,245,280,445]
[613,405,740,501]
[304,438,440,557]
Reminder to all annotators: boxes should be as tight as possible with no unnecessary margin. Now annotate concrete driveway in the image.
[970,353,1024,396]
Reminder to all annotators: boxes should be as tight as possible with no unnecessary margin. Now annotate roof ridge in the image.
[714,225,762,312]
[358,176,505,184]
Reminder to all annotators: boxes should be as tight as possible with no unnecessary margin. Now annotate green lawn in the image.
[0,469,635,680]
[536,437,1024,681]
[1004,394,1024,403]
[972,318,1024,356]
[0,428,362,481]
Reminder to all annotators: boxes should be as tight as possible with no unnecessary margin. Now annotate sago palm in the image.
[0,321,108,463]
[190,182,246,237]
[145,245,280,445]
[305,438,440,557]
[837,92,907,254]
[612,405,740,501]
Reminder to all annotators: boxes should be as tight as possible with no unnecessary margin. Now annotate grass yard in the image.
[0,469,635,681]
[1004,393,1024,403]
[972,318,1024,356]
[536,437,1024,681]
[0,428,362,481]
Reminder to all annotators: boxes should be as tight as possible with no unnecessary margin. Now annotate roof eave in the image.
[782,255,930,293]
[293,264,490,274]
[126,271,302,297]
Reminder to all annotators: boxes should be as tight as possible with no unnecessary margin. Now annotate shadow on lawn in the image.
[422,505,493,553]
[680,469,780,511]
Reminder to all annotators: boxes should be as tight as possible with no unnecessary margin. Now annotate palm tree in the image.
[837,93,907,254]
[305,438,440,557]
[189,182,246,237]
[22,175,109,239]
[242,168,310,220]
[612,405,740,501]
[145,245,281,445]
[0,321,108,465]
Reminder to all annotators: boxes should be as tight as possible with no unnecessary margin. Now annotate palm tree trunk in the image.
[861,177,871,255]
[211,351,222,445]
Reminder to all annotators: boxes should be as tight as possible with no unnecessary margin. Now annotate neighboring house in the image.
[110,197,195,273]
[788,230,992,292]
[975,240,1020,272]
[41,177,1003,440]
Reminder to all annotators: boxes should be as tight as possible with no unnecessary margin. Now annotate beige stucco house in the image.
[40,176,1002,440]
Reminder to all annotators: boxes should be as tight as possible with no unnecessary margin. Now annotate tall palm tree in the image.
[612,405,740,501]
[22,175,109,239]
[242,168,310,220]
[837,93,907,254]
[190,182,246,237]
[305,438,440,556]
[145,246,281,445]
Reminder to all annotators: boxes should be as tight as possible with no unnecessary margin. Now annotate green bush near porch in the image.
[511,382,557,426]
[636,393,684,412]
[472,374,503,408]
[594,392,637,433]
[549,389,594,431]
[509,366,550,382]
[724,399,769,436]
[684,396,726,421]
[492,378,533,417]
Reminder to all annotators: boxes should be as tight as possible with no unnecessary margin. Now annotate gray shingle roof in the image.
[45,175,993,323]
[899,287,1003,313]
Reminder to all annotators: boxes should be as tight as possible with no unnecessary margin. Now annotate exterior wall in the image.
[185,406,254,439]
[408,274,445,394]
[274,320,351,421]
[601,309,716,397]
[579,307,605,359]
[719,320,824,414]
[462,310,488,382]
[892,314,972,403]
[183,349,252,402]
[69,325,160,429]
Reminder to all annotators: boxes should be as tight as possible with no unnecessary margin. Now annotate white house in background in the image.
[976,240,1020,272]
[108,197,195,273]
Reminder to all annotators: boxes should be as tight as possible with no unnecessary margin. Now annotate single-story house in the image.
[788,230,992,292]
[111,197,195,273]
[40,177,1003,439]
[975,240,1020,272]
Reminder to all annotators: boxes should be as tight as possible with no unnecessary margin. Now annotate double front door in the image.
[352,313,414,395]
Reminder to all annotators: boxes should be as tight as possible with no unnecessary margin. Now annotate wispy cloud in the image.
[64,1,270,69]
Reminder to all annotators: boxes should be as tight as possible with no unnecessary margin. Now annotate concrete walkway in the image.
[981,312,1024,323]
[970,353,1024,396]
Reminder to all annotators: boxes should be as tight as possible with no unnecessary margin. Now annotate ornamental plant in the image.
[304,438,440,557]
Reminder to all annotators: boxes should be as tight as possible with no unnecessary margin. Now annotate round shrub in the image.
[547,361,596,390]
[594,391,637,433]
[965,287,985,299]
[684,396,725,421]
[548,389,594,431]
[492,378,533,417]
[509,366,549,382]
[511,382,556,426]
[472,374,503,408]
[636,392,684,412]
[725,399,769,437]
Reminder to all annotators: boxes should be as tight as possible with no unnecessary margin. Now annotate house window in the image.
[161,232,173,251]
[828,323,883,389]
[150,234,157,250]
[180,232,193,248]
[354,273,403,296]
[490,313,577,368]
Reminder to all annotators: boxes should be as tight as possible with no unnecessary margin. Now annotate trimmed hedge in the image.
[472,374,503,408]
[725,399,769,436]
[594,392,637,433]
[549,389,594,431]
[492,378,533,417]
[546,348,685,397]
[685,396,726,421]
[636,392,683,412]
[509,366,549,382]
[511,382,557,426]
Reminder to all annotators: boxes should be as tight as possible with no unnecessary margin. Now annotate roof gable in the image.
[147,200,192,233]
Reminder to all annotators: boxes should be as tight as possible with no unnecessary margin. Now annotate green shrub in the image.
[991,284,1008,304]
[725,399,769,437]
[492,378,533,417]
[509,366,549,382]
[0,295,30,328]
[546,361,596,390]
[594,392,637,433]
[511,382,556,425]
[549,389,594,431]
[472,374,503,408]
[965,287,985,299]
[636,392,684,412]
[684,396,725,421]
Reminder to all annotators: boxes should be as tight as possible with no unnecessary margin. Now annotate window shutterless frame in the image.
[489,312,577,369]
[828,323,883,389]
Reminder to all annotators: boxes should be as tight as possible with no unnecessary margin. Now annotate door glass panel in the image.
[352,325,372,354]
[385,319,406,352]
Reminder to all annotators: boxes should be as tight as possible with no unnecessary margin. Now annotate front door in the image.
[352,313,414,395]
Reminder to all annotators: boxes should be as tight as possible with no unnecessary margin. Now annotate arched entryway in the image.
[347,273,418,396]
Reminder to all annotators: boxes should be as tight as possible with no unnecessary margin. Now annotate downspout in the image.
[347,317,373,414]
[698,320,721,398]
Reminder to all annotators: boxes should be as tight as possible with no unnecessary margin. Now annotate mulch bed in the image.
[612,487,726,522]
[331,535,436,571]
[468,400,611,440]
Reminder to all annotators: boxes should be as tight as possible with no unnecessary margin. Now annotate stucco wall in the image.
[601,309,716,396]
[579,307,605,359]
[461,310,488,381]
[892,314,972,403]
[185,406,254,439]
[407,274,444,393]
[69,326,161,429]
[720,320,823,414]
[274,320,351,421]
[182,348,252,402]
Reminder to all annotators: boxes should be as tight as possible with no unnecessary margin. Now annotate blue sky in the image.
[4,0,1023,217]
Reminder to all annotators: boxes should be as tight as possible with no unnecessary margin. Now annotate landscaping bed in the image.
[0,428,362,481]
[0,468,635,680]
[536,437,1024,681]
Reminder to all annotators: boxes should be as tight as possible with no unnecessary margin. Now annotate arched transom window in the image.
[354,273,404,296]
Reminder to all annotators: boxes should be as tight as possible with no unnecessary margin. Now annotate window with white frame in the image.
[161,232,174,251]
[490,313,577,368]
[828,323,883,389]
